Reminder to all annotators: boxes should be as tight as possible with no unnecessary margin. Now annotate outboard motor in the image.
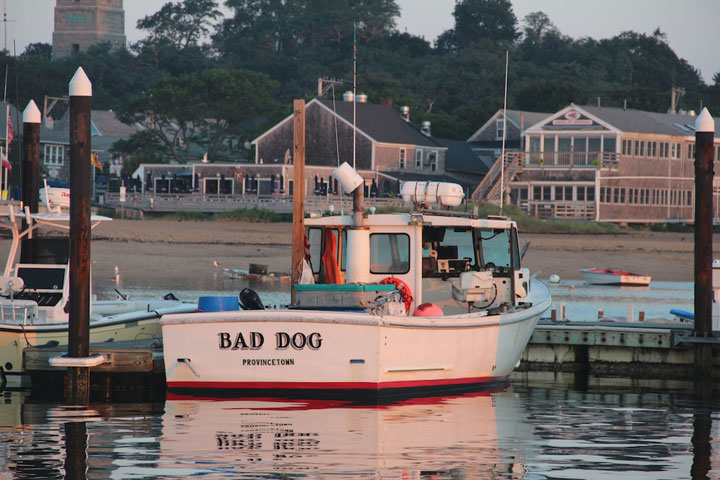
[239,288,264,310]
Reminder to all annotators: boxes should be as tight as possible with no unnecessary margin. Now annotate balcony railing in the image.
[524,151,619,169]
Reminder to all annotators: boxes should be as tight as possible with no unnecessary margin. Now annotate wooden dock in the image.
[520,320,720,380]
[22,338,165,401]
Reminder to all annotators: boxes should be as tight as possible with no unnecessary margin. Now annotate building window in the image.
[415,149,422,169]
[495,119,504,140]
[428,152,437,172]
[399,149,406,169]
[688,143,695,160]
[671,143,679,159]
[44,145,64,166]
[622,139,632,155]
[648,141,657,157]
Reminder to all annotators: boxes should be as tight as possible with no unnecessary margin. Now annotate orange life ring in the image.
[378,277,413,312]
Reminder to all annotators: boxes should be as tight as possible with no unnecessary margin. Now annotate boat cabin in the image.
[299,210,530,316]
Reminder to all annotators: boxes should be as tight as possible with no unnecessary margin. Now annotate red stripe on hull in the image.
[167,376,505,391]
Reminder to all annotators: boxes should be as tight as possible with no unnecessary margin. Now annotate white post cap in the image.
[69,67,92,97]
[695,107,715,133]
[22,100,41,124]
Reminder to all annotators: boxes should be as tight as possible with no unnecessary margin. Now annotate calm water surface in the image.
[0,379,718,479]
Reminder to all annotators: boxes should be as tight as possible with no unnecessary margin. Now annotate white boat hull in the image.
[162,281,550,399]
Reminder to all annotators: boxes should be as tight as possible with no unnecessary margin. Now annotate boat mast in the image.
[352,22,357,170]
[500,50,508,214]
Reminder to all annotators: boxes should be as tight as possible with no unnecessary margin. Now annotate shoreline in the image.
[2,219,714,288]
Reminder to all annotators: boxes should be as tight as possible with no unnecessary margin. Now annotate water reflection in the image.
[160,390,531,478]
[0,384,718,479]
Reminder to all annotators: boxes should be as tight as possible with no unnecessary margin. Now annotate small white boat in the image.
[580,268,651,286]
[161,175,551,400]
[0,205,196,388]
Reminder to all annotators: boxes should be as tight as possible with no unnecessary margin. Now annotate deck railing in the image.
[101,192,405,214]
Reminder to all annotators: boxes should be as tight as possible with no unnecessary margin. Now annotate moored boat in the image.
[161,173,551,400]
[580,268,651,286]
[0,206,196,388]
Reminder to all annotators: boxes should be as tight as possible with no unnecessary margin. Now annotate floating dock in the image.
[520,320,720,379]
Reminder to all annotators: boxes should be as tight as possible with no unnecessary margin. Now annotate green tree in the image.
[117,68,280,163]
[453,0,519,48]
[137,0,221,49]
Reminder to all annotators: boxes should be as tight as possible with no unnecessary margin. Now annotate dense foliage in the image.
[3,0,717,165]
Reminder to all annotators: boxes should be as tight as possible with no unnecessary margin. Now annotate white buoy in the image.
[549,274,560,284]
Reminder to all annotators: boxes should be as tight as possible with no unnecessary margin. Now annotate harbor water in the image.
[0,379,718,479]
[0,274,711,479]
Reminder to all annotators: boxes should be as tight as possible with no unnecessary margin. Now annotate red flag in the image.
[6,114,13,145]
[2,155,11,171]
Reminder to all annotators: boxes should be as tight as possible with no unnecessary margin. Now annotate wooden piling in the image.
[67,67,93,405]
[290,99,305,304]
[693,107,715,380]
[20,100,41,263]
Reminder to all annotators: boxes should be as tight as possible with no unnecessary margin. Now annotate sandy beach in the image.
[86,219,714,285]
[3,219,714,293]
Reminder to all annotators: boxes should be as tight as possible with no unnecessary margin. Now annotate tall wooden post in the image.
[290,100,305,304]
[67,67,92,405]
[20,100,41,263]
[693,107,715,381]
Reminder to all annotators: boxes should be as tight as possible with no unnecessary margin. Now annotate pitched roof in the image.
[435,137,488,175]
[575,105,719,136]
[467,108,552,142]
[315,98,443,148]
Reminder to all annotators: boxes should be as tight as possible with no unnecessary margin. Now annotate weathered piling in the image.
[290,99,305,304]
[693,107,715,381]
[67,67,93,405]
[20,100,41,263]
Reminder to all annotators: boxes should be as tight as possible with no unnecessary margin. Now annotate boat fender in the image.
[413,303,443,316]
[378,277,413,312]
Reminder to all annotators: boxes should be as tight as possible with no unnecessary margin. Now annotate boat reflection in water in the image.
[161,388,532,478]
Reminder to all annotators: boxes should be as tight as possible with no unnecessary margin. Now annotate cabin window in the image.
[415,150,422,169]
[307,228,323,274]
[370,233,410,274]
[399,149,406,169]
[476,228,512,271]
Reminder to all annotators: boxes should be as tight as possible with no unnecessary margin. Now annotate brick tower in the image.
[52,0,126,58]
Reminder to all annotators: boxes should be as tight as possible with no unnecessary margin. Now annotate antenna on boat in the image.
[352,22,357,170]
[499,50,508,215]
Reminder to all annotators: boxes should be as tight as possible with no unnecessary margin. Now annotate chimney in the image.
[400,106,410,121]
[343,91,354,102]
[421,121,431,136]
[380,98,393,107]
[356,93,367,103]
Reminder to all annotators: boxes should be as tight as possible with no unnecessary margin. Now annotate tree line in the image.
[4,0,718,170]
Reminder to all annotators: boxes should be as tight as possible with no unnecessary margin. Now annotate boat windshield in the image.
[475,228,519,272]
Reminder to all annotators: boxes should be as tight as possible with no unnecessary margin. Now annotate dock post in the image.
[693,107,715,382]
[67,67,93,405]
[290,99,305,304]
[20,100,41,263]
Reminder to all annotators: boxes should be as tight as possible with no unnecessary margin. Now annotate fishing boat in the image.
[580,268,651,286]
[161,168,551,400]
[0,205,196,388]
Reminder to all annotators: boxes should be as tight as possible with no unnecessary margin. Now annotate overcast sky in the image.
[5,0,719,83]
